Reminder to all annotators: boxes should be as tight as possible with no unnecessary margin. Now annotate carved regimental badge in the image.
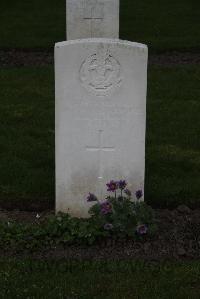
[79,48,122,96]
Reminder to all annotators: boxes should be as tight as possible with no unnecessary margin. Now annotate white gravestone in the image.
[55,39,148,217]
[66,0,119,39]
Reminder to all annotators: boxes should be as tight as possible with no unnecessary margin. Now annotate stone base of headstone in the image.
[55,38,148,217]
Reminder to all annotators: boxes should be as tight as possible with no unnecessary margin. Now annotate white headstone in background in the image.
[55,39,148,217]
[66,0,119,39]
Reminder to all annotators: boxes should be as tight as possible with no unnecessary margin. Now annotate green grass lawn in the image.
[0,65,199,207]
[0,259,200,298]
[0,67,55,202]
[0,0,199,52]
[146,66,200,207]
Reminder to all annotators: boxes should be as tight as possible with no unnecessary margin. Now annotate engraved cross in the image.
[83,1,104,37]
[86,130,115,180]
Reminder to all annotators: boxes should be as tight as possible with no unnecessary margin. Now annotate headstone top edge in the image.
[55,39,148,50]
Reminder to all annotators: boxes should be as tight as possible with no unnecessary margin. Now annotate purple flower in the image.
[87,193,98,202]
[136,224,148,235]
[100,201,112,215]
[104,223,113,230]
[124,189,132,197]
[135,190,143,200]
[106,180,118,192]
[118,180,127,190]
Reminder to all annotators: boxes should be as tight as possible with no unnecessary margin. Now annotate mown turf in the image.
[120,0,200,52]
[0,259,200,298]
[0,67,55,202]
[146,65,200,207]
[0,0,200,52]
[0,0,65,49]
[0,65,199,207]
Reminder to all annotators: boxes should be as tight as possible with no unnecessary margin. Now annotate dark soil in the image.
[149,51,200,66]
[0,49,53,67]
[0,205,200,261]
[0,198,54,212]
[0,49,200,67]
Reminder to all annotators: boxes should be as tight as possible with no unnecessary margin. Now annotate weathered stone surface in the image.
[66,0,119,39]
[55,38,148,217]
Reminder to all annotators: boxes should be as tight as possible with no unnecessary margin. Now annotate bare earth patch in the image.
[0,206,200,261]
[0,49,200,67]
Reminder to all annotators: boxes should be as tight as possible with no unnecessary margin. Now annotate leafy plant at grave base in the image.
[0,214,108,252]
[87,180,156,239]
[0,181,156,252]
